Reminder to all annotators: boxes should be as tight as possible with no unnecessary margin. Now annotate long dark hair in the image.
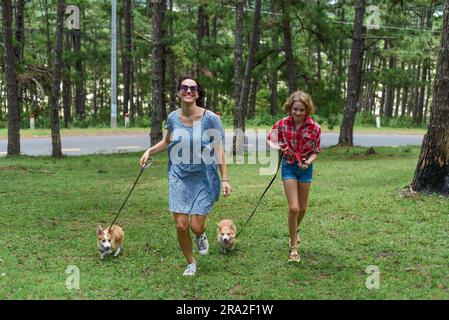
[177,75,205,108]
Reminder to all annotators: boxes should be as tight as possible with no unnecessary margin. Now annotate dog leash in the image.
[236,150,283,238]
[109,160,152,229]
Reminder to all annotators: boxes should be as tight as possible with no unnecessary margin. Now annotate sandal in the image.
[288,245,301,263]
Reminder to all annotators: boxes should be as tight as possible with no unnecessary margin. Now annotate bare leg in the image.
[173,213,195,264]
[297,182,311,230]
[283,179,300,248]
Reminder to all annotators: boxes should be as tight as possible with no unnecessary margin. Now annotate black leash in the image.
[236,151,283,238]
[109,160,152,229]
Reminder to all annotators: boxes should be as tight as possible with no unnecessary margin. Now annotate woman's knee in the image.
[190,223,205,236]
[299,206,307,215]
[288,206,300,216]
[190,224,205,236]
[175,220,189,233]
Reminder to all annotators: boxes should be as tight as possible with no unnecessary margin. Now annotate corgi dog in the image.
[97,224,124,259]
[216,219,237,253]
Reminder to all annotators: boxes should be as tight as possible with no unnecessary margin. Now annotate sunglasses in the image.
[179,85,199,93]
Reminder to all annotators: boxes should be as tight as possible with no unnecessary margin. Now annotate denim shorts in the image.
[281,157,313,183]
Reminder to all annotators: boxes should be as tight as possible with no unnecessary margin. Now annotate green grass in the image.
[0,146,448,299]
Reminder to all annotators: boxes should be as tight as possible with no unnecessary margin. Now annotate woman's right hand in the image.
[140,149,151,167]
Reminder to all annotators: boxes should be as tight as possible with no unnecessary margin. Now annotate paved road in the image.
[0,132,424,157]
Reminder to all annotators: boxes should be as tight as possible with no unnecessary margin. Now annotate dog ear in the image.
[97,225,103,236]
[109,225,114,233]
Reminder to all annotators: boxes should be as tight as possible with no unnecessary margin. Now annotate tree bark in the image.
[316,0,322,83]
[281,0,297,94]
[417,59,429,125]
[411,0,449,194]
[63,32,72,127]
[269,0,279,116]
[336,3,346,95]
[123,0,133,118]
[15,0,25,64]
[233,0,245,153]
[424,65,432,123]
[167,0,177,112]
[196,5,207,77]
[49,0,65,158]
[412,61,421,123]
[150,0,165,146]
[384,47,395,119]
[239,0,261,124]
[73,28,85,119]
[43,0,52,64]
[248,77,259,119]
[338,0,366,146]
[2,0,21,155]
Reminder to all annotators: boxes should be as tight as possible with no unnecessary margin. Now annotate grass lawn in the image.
[0,125,426,139]
[0,146,447,299]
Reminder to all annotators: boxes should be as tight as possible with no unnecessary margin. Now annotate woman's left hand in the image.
[222,181,232,197]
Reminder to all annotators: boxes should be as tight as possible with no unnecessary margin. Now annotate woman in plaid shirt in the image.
[267,91,321,263]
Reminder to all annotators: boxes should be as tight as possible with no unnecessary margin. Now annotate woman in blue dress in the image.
[140,75,232,276]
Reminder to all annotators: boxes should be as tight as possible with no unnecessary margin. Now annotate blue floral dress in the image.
[165,109,225,215]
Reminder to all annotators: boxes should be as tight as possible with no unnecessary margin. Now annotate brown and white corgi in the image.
[97,224,124,259]
[216,219,237,253]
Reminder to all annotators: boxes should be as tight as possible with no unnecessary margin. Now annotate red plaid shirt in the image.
[268,116,321,164]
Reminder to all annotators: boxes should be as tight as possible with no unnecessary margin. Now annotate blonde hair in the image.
[283,91,315,116]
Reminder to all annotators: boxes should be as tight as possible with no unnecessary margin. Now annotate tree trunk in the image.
[63,33,72,127]
[338,0,366,146]
[49,0,65,158]
[248,77,259,119]
[44,0,52,65]
[394,87,401,117]
[99,78,104,113]
[239,0,261,124]
[73,28,85,119]
[269,0,279,116]
[150,0,165,146]
[417,59,428,125]
[123,0,133,118]
[316,0,322,83]
[233,0,245,154]
[2,0,21,155]
[412,62,421,123]
[401,86,408,118]
[336,3,346,95]
[384,41,395,119]
[282,0,297,94]
[196,5,207,77]
[424,65,432,123]
[411,0,449,194]
[15,0,25,64]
